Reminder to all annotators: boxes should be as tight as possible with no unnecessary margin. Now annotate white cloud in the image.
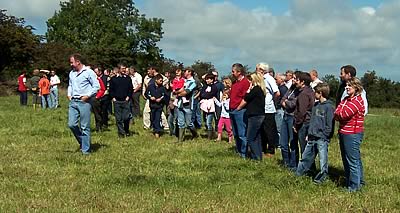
[141,0,400,80]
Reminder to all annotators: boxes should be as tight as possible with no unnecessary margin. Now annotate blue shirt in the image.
[67,66,100,98]
[178,77,196,109]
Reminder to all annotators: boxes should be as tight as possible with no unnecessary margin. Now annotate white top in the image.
[50,75,60,88]
[310,78,323,89]
[131,72,143,90]
[285,79,293,89]
[264,74,279,113]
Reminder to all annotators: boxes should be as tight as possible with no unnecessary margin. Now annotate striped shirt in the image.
[335,94,365,134]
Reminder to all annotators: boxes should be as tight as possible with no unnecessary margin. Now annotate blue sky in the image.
[1,0,399,81]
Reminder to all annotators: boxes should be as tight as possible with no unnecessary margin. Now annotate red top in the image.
[18,74,27,92]
[38,78,50,95]
[172,77,185,91]
[335,94,365,134]
[95,77,106,99]
[229,76,250,110]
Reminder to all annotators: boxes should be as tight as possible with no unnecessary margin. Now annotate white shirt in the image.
[264,74,279,113]
[310,78,323,89]
[285,79,293,89]
[341,89,368,116]
[130,72,143,90]
[50,75,60,88]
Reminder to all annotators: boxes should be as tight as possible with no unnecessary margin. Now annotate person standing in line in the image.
[309,69,323,90]
[109,67,133,138]
[129,66,142,118]
[296,83,334,184]
[67,53,100,154]
[334,77,365,192]
[49,70,61,108]
[275,73,288,138]
[175,68,199,142]
[146,74,167,138]
[29,69,41,110]
[92,67,106,132]
[236,73,266,160]
[168,68,185,136]
[229,63,250,158]
[214,88,233,143]
[17,70,28,106]
[199,73,219,139]
[285,70,294,89]
[256,63,280,158]
[38,73,50,109]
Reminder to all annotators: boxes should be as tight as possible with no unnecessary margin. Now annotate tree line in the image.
[1,1,399,108]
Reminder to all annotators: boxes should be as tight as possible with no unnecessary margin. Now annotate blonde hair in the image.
[347,77,364,95]
[223,77,232,89]
[250,73,266,95]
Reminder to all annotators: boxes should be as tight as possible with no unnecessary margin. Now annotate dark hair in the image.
[297,72,312,86]
[314,82,330,98]
[341,65,357,77]
[232,63,246,75]
[185,67,194,76]
[70,53,85,64]
[155,74,163,81]
[205,72,215,80]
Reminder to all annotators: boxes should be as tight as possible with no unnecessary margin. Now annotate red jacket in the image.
[229,76,250,110]
[18,74,27,92]
[335,94,365,134]
[95,77,106,99]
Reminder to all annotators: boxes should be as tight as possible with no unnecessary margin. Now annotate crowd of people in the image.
[17,53,368,192]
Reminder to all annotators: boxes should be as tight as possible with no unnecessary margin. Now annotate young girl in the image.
[214,88,233,143]
[200,73,218,139]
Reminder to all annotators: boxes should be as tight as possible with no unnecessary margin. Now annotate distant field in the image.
[0,94,399,212]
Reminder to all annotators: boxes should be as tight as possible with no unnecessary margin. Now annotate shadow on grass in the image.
[328,166,346,187]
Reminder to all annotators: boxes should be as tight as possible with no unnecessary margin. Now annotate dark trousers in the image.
[91,97,103,130]
[247,115,265,160]
[19,91,28,106]
[151,107,163,133]
[214,105,222,131]
[114,101,130,135]
[262,113,279,154]
[132,91,141,117]
[100,95,110,128]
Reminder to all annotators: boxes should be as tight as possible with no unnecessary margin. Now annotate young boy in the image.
[295,82,334,184]
[146,74,167,138]
[38,73,50,109]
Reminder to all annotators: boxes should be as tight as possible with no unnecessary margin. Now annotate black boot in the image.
[190,128,198,139]
[178,128,185,142]
[207,130,213,140]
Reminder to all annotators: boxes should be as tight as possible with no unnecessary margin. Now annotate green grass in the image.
[0,94,399,212]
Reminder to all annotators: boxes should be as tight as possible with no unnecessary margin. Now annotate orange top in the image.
[39,78,50,95]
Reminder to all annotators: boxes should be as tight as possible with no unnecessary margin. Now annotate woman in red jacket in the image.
[334,77,365,192]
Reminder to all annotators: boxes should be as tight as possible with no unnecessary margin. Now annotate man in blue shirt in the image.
[67,53,100,154]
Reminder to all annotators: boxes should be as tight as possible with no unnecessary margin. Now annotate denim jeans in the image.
[247,115,265,160]
[19,91,27,106]
[205,112,214,131]
[49,87,59,108]
[191,99,202,128]
[41,94,50,109]
[296,138,329,182]
[280,114,298,169]
[114,101,131,135]
[298,122,310,156]
[168,107,178,135]
[178,107,194,129]
[229,109,247,158]
[339,132,364,192]
[151,107,163,133]
[275,108,284,136]
[68,99,92,153]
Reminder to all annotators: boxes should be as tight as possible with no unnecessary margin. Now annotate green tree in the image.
[46,0,163,68]
[0,10,40,79]
[190,60,215,78]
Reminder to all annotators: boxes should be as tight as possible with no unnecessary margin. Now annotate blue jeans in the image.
[229,109,247,158]
[49,87,59,108]
[296,138,329,182]
[339,132,364,192]
[178,107,194,129]
[247,115,264,160]
[68,99,92,153]
[191,99,202,128]
[19,91,28,106]
[275,109,284,136]
[41,94,50,109]
[280,114,298,168]
[205,112,214,131]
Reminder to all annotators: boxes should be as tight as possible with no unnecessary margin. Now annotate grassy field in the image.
[0,94,399,212]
